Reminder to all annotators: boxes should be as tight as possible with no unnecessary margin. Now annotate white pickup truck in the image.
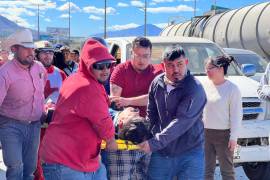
[107,36,270,180]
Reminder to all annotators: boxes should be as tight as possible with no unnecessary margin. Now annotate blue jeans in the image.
[42,162,107,180]
[0,116,41,180]
[147,147,204,180]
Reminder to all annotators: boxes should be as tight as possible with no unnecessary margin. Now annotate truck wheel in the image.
[242,162,270,180]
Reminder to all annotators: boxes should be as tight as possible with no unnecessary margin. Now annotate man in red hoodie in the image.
[40,39,117,180]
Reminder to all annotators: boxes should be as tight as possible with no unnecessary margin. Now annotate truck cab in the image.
[223,48,268,82]
[107,36,270,180]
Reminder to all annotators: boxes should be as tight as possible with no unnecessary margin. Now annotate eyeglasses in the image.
[205,66,218,71]
[133,53,151,60]
[93,62,114,70]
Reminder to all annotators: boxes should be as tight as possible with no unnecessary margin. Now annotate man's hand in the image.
[261,85,270,97]
[138,141,151,153]
[105,138,118,151]
[110,96,131,108]
[228,139,237,152]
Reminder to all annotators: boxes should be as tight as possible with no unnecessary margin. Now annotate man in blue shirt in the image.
[139,46,207,180]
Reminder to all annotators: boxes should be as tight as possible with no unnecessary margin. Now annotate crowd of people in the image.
[0,28,248,180]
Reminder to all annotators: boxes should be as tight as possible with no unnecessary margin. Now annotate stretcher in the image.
[101,139,139,150]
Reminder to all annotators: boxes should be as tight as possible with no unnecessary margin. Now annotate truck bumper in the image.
[235,120,270,163]
[234,146,270,163]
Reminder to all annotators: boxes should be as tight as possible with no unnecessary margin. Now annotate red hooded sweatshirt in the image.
[40,39,115,172]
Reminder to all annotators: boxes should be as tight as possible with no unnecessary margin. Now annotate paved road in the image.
[0,149,249,180]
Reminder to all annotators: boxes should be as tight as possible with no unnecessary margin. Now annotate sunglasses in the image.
[93,62,114,70]
[40,50,54,55]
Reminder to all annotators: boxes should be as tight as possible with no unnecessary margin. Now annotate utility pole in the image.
[104,0,107,39]
[68,0,71,41]
[194,0,196,17]
[214,0,216,14]
[144,0,147,36]
[37,3,40,40]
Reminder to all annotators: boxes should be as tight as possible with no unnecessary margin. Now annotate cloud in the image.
[117,2,129,7]
[83,6,116,15]
[108,23,140,31]
[44,18,51,22]
[89,15,102,21]
[0,0,56,28]
[154,23,169,28]
[149,2,157,6]
[58,2,81,12]
[0,6,35,17]
[152,0,174,3]
[147,5,194,13]
[2,0,58,10]
[131,1,144,8]
[59,14,71,18]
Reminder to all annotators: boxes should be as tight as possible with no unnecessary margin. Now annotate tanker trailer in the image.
[160,2,270,61]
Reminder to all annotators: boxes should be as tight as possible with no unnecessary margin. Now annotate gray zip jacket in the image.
[258,63,270,100]
[147,71,207,156]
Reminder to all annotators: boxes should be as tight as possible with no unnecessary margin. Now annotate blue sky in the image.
[0,0,268,37]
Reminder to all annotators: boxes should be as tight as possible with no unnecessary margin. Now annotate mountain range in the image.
[0,15,22,37]
[93,24,162,37]
[0,15,162,40]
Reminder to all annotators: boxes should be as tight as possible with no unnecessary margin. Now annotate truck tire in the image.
[242,162,270,180]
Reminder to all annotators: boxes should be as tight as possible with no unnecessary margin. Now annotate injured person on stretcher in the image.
[111,107,152,145]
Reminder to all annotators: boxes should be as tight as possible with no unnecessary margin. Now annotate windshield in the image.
[232,54,267,73]
[127,43,240,76]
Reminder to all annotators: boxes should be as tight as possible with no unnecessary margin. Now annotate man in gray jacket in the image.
[139,46,207,180]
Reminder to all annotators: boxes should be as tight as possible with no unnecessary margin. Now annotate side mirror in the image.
[241,64,256,77]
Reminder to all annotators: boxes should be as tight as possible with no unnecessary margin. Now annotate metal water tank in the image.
[160,2,270,60]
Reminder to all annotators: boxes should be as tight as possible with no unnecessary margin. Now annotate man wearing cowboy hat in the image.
[0,29,47,180]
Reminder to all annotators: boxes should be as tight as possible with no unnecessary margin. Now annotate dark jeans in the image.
[147,147,204,180]
[42,162,107,180]
[0,115,41,180]
[204,129,235,180]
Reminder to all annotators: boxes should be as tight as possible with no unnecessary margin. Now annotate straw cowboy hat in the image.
[1,29,35,50]
[35,40,54,51]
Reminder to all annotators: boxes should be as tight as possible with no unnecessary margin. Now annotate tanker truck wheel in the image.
[242,162,270,180]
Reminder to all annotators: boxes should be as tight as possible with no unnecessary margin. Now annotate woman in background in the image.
[203,56,242,180]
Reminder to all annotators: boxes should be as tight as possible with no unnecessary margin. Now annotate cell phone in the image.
[45,109,54,124]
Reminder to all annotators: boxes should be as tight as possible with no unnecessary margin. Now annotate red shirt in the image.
[110,61,163,117]
[40,39,115,172]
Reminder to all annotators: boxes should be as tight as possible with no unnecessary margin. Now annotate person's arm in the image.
[148,88,206,152]
[110,83,122,96]
[228,86,243,151]
[229,86,242,141]
[0,74,9,106]
[110,93,149,107]
[258,63,270,100]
